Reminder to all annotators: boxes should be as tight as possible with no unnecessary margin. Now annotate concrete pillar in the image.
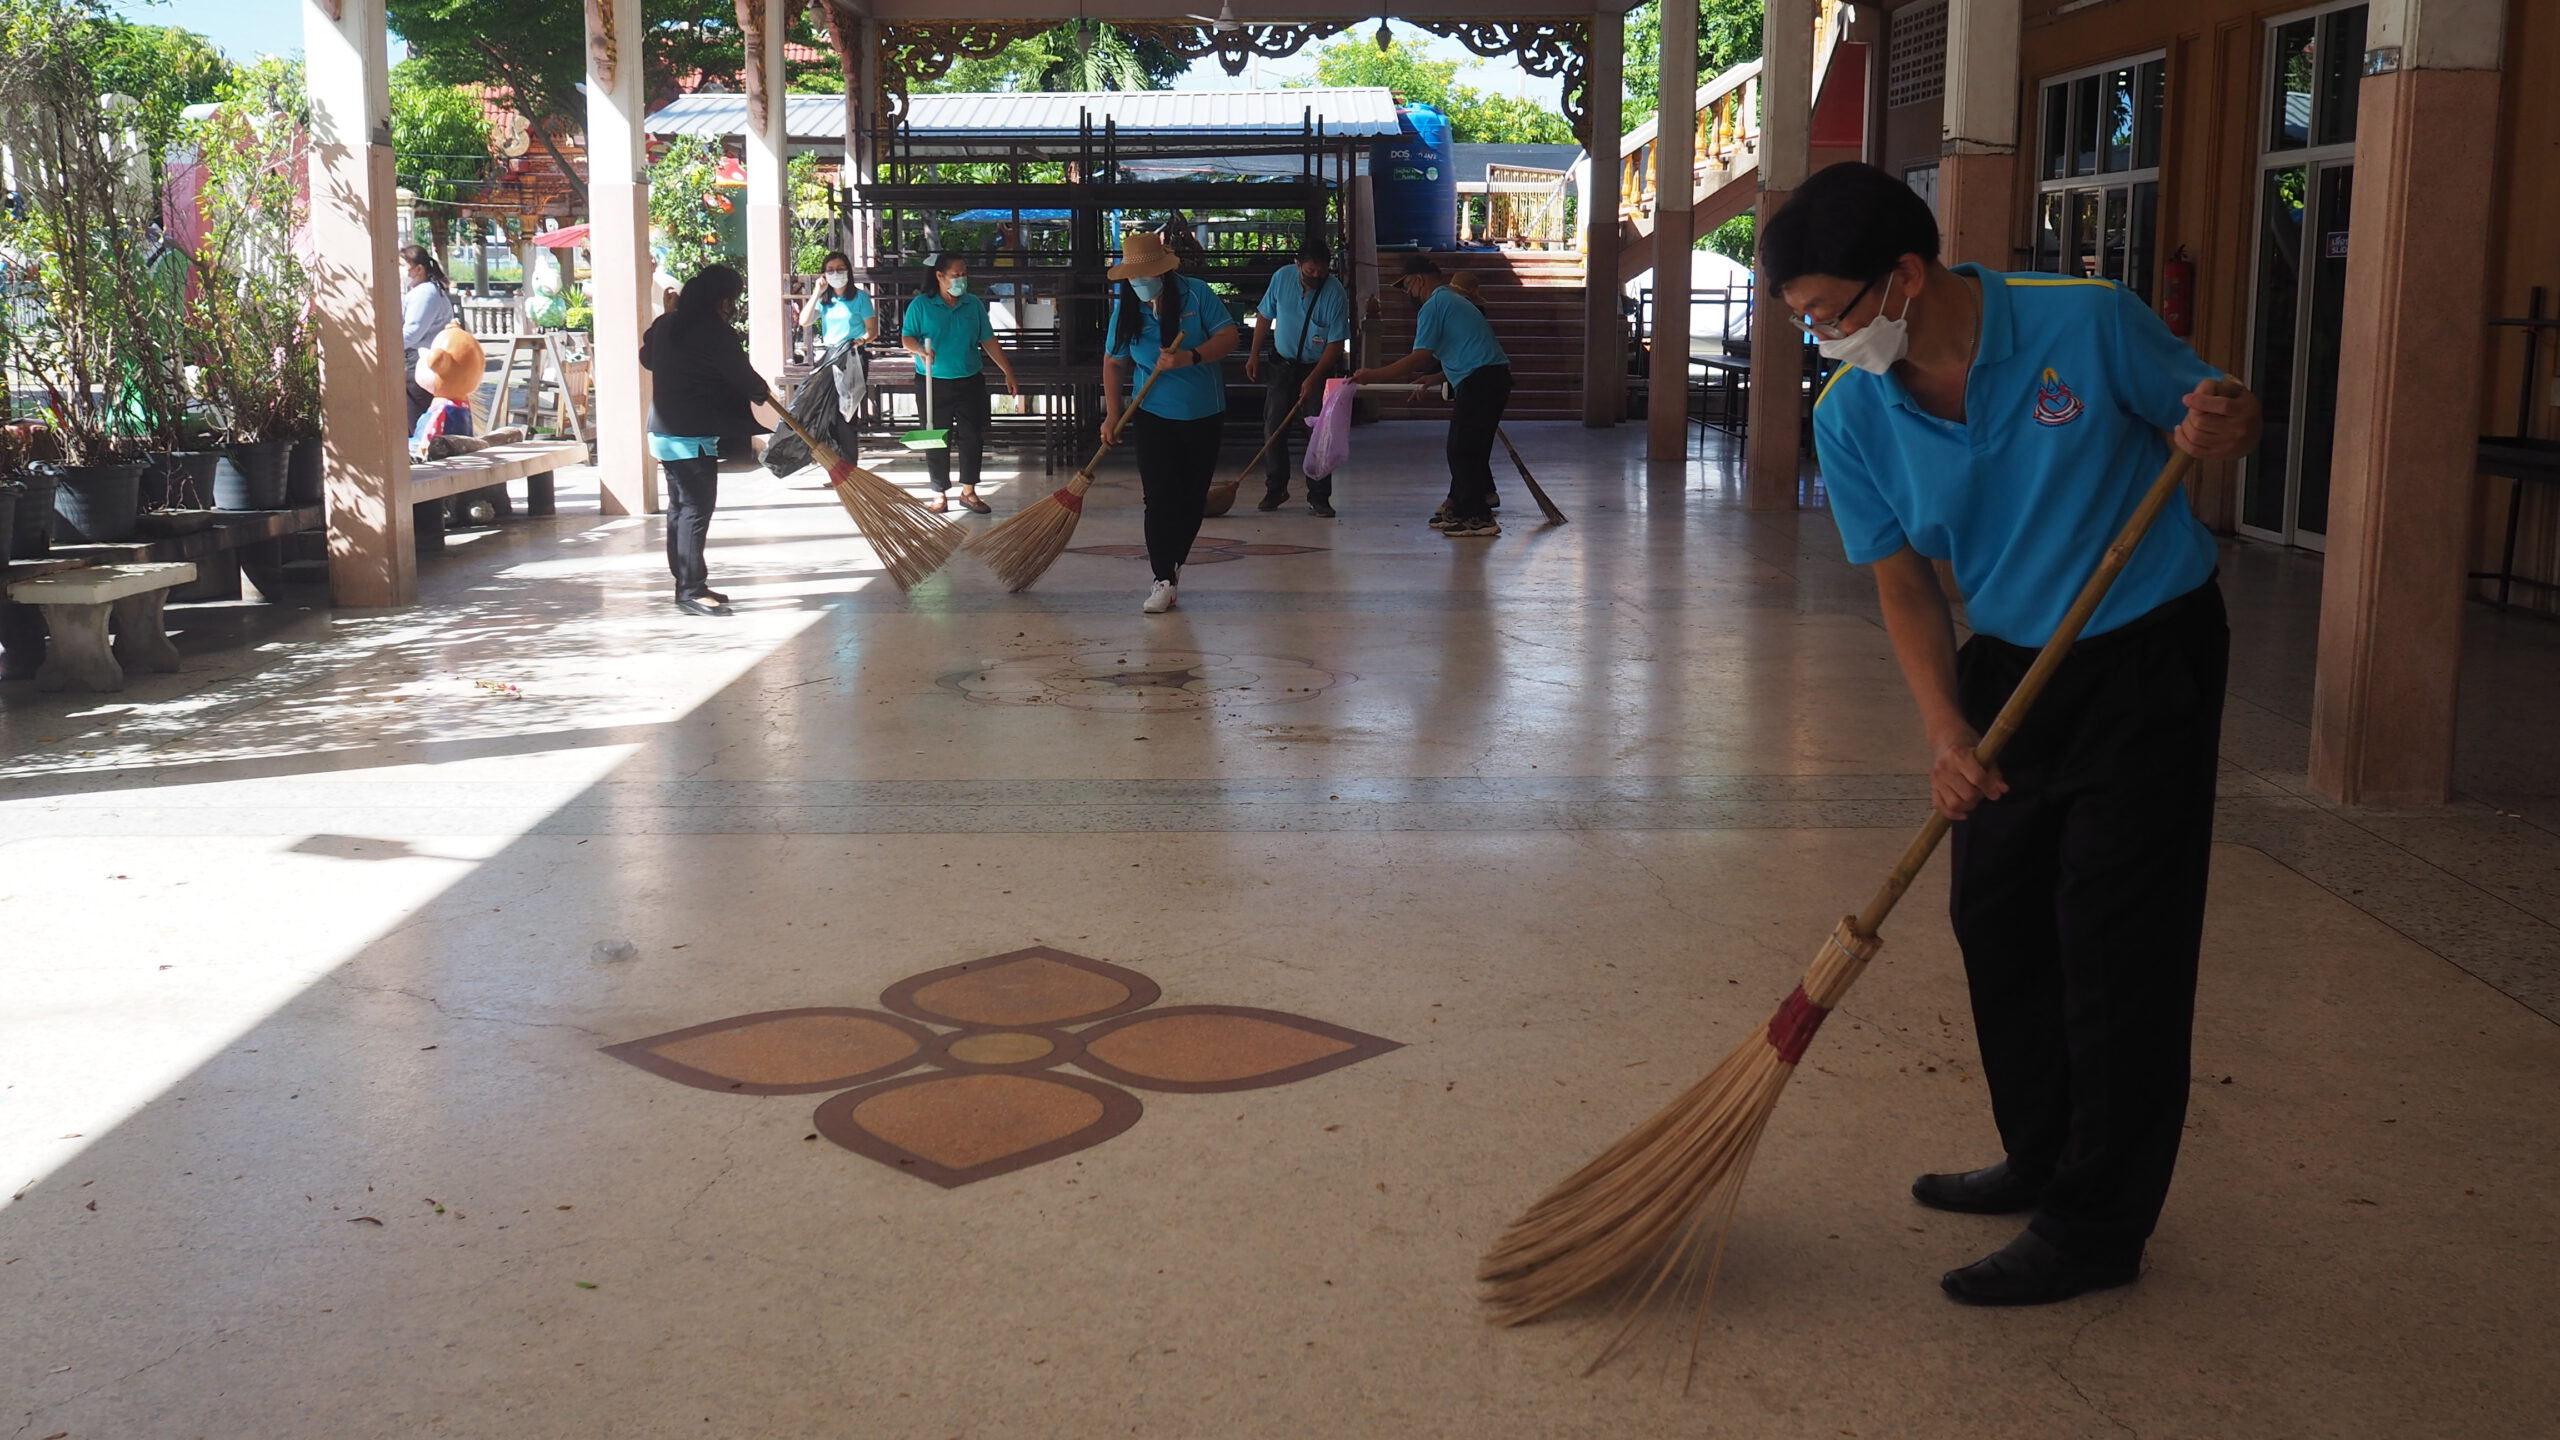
[1937,0,2021,268]
[741,0,790,380]
[1581,9,1625,428]
[586,0,657,515]
[304,0,414,607]
[1351,172,1379,369]
[1747,0,1815,507]
[2309,0,2507,806]
[1643,0,1696,461]
[856,19,882,271]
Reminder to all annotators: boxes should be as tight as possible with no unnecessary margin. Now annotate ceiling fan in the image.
[1185,1,1244,33]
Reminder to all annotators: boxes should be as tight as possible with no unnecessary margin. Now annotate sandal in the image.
[925,494,950,513]
[958,492,992,515]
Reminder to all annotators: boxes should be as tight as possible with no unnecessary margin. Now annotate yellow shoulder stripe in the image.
[2006,277,2117,289]
[1813,362,1855,412]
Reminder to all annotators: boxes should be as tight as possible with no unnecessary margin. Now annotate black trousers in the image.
[1445,365,1513,519]
[661,454,719,596]
[1133,408,1224,584]
[1948,578,2229,1263]
[1259,358,1326,500]
[924,372,991,492]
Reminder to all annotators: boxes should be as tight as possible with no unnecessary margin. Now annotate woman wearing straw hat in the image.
[1103,230,1240,614]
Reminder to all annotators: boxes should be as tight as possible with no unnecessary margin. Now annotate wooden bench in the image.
[6,561,196,692]
[408,440,590,552]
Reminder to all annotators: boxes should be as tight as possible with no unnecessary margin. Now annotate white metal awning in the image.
[644,87,1401,145]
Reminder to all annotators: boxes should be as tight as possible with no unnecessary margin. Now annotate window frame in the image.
[2032,50,2167,298]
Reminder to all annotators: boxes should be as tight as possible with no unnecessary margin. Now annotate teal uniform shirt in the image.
[1811,265,2221,648]
[1108,275,1237,421]
[1412,285,1509,388]
[1256,269,1349,363]
[902,289,995,378]
[814,288,873,348]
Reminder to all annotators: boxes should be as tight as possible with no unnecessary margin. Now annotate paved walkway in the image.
[4,425,2557,1437]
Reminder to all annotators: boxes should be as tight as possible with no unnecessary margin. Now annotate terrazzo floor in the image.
[4,421,2557,1439]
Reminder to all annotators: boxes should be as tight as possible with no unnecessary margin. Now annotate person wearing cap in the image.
[1103,230,1241,615]
[1768,162,2260,1306]
[901,252,1020,514]
[1351,255,1513,537]
[1246,240,1350,516]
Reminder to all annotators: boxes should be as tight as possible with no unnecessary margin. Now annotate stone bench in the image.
[409,440,590,552]
[6,562,197,692]
[3,505,323,681]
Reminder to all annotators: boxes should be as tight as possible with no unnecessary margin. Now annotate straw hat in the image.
[1108,231,1181,280]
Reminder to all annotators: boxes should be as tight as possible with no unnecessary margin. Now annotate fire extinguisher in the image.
[2161,246,2196,337]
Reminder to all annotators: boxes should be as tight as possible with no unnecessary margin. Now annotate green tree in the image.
[1624,0,1764,135]
[647,135,737,282]
[81,19,231,169]
[919,21,1184,93]
[1705,211,1754,263]
[1300,37,1572,145]
[390,60,493,209]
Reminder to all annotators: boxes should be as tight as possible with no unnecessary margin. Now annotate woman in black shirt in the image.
[640,266,769,615]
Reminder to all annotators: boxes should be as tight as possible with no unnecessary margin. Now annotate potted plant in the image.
[181,73,311,511]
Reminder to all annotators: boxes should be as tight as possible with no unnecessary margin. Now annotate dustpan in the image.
[899,348,948,451]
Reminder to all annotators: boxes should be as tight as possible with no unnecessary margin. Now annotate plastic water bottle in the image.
[591,939,638,963]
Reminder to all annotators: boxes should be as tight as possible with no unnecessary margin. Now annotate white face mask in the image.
[825,272,848,290]
[1816,277,1913,376]
[943,275,969,297]
[1129,275,1164,302]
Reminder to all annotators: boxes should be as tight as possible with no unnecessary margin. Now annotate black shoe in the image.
[674,594,728,617]
[690,587,731,606]
[1912,1160,2047,1215]
[1940,1229,2140,1306]
[1308,497,1336,518]
[1258,491,1287,511]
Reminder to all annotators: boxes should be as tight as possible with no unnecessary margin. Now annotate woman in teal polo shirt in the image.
[1768,162,2261,1308]
[900,252,1020,514]
[1102,230,1240,614]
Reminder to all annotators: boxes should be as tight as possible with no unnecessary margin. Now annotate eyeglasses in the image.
[1794,275,1879,341]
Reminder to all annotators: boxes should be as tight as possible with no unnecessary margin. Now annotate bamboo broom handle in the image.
[1077,328,1191,479]
[1850,379,2243,942]
[1228,389,1313,485]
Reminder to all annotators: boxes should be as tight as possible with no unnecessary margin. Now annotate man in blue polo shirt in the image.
[1247,239,1350,515]
[1352,255,1513,537]
[1767,163,2261,1307]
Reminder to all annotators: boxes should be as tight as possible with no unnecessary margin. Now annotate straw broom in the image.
[1478,387,2240,1370]
[1495,428,1569,525]
[971,330,1188,592]
[1205,387,1314,517]
[764,389,964,592]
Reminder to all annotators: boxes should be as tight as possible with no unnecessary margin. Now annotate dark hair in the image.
[398,244,448,292]
[815,250,854,309]
[1397,254,1441,278]
[1296,238,1331,267]
[1111,275,1183,354]
[1759,162,1940,289]
[672,264,745,333]
[929,251,967,274]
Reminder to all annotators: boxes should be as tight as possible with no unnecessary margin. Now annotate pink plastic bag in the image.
[1301,377,1357,481]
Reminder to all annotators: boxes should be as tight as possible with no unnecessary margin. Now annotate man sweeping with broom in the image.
[1774,163,2260,1305]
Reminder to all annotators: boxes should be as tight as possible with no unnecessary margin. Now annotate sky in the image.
[103,0,1556,106]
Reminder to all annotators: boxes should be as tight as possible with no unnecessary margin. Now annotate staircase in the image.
[1367,251,1592,421]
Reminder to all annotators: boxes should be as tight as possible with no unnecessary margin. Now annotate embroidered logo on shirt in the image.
[2032,368,2086,427]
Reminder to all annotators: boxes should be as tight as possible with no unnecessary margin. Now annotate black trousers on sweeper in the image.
[1947,577,2228,1265]
[660,454,720,597]
[1260,358,1327,502]
[1444,365,1512,521]
[1133,408,1224,584]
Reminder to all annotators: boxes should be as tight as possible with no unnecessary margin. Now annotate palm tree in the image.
[1028,22,1167,92]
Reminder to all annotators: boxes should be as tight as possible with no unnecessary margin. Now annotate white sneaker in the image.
[1142,580,1179,614]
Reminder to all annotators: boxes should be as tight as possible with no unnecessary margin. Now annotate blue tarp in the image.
[950,208,1075,223]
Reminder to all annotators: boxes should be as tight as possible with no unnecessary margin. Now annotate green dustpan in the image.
[900,349,949,451]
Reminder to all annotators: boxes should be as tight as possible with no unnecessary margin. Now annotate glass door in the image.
[2239,3,2366,551]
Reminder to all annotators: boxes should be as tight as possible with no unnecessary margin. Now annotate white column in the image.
[586,0,657,515]
[1746,0,1815,509]
[1581,9,1624,428]
[1937,0,2021,268]
[1643,0,1696,461]
[741,0,790,381]
[304,0,413,607]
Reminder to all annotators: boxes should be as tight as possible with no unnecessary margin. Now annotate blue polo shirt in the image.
[1256,269,1349,363]
[901,290,995,378]
[1812,265,2221,647]
[1413,284,1509,388]
[814,288,873,348]
[1108,275,1236,421]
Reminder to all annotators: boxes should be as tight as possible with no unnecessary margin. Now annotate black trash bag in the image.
[764,343,865,477]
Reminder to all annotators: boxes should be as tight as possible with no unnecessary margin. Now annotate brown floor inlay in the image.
[1065,535,1325,566]
[947,651,1349,712]
[604,947,1401,1187]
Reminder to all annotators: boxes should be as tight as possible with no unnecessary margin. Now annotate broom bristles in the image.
[1478,919,1882,1371]
[969,473,1092,592]
[823,457,964,591]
